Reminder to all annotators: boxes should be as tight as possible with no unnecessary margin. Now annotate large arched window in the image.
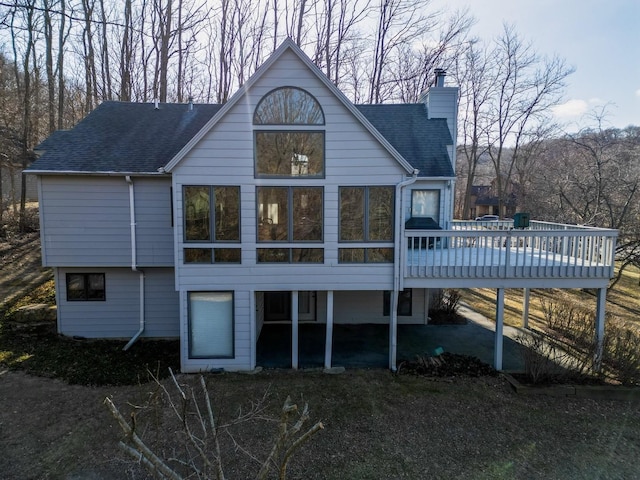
[253,87,324,125]
[254,87,325,178]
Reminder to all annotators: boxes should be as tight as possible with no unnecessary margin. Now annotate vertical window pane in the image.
[340,187,364,241]
[257,187,289,241]
[66,274,85,300]
[215,187,240,241]
[184,186,211,241]
[411,190,440,219]
[293,187,323,241]
[368,187,393,241]
[87,274,106,300]
[189,292,234,358]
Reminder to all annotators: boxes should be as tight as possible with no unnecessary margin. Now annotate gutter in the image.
[123,175,146,351]
[25,170,167,177]
[390,170,419,371]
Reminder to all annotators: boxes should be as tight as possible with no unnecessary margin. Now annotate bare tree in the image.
[367,0,439,103]
[485,24,573,217]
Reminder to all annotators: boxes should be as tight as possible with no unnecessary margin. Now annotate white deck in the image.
[402,221,617,289]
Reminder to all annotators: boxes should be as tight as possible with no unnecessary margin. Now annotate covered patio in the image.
[256,310,525,371]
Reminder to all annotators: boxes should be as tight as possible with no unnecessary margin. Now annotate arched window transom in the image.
[253,87,324,125]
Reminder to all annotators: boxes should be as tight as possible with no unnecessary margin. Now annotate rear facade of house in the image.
[29,40,459,372]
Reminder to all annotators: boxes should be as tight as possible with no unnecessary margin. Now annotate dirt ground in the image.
[1,368,640,480]
[0,232,52,312]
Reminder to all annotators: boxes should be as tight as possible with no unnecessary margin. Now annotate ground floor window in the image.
[188,291,234,358]
[66,273,105,301]
[383,289,412,316]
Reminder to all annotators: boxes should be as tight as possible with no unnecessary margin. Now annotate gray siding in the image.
[135,177,174,266]
[39,176,173,267]
[57,267,178,338]
[173,48,408,294]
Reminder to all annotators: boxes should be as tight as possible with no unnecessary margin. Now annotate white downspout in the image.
[123,175,145,351]
[390,169,418,371]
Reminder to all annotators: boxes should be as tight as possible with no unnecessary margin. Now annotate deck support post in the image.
[250,290,256,370]
[424,288,430,325]
[522,288,530,329]
[324,291,334,369]
[292,291,299,369]
[390,290,398,372]
[494,288,505,370]
[594,287,607,371]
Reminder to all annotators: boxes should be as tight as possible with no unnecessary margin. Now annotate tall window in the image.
[254,87,325,178]
[411,189,440,219]
[257,187,323,242]
[339,186,394,242]
[183,186,240,242]
[339,186,394,263]
[256,186,324,264]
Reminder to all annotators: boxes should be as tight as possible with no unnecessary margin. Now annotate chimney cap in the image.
[434,68,447,87]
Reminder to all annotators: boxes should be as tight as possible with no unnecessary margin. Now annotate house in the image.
[469,177,518,220]
[27,39,617,373]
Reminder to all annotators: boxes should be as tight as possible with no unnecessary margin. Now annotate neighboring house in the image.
[27,39,617,373]
[469,177,518,220]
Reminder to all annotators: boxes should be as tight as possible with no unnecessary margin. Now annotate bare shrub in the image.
[539,294,640,384]
[429,289,461,317]
[603,323,640,386]
[105,369,324,479]
[515,332,575,384]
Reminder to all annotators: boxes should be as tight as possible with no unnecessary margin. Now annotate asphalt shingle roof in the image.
[355,103,454,177]
[29,101,454,177]
[29,101,222,173]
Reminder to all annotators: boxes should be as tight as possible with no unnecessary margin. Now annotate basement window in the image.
[66,273,106,301]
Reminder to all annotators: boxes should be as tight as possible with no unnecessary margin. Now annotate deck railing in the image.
[403,221,618,281]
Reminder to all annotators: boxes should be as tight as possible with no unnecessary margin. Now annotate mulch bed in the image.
[397,352,497,377]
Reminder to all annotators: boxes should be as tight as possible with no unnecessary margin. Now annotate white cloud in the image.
[635,89,640,98]
[552,99,589,118]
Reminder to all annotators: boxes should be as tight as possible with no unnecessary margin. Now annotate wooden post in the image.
[494,288,505,370]
[522,288,530,329]
[292,291,299,369]
[324,291,334,369]
[594,287,607,371]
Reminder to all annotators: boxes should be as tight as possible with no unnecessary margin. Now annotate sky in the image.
[432,0,640,132]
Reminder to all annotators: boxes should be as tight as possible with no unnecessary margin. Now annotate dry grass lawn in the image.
[458,265,640,330]
[1,369,639,479]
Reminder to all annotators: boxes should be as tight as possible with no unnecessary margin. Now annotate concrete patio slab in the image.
[256,306,525,371]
